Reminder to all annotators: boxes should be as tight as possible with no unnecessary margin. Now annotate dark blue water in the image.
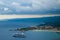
[0,16,60,40]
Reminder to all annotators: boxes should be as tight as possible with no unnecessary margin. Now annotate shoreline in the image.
[32,30,60,32]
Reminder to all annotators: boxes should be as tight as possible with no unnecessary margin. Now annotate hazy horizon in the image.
[0,14,60,20]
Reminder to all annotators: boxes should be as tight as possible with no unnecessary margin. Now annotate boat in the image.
[13,33,26,38]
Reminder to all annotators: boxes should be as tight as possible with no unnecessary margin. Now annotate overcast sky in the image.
[0,0,60,14]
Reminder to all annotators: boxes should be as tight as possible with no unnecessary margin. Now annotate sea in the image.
[0,16,60,40]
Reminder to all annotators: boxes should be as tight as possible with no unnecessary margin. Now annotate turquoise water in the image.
[0,16,60,40]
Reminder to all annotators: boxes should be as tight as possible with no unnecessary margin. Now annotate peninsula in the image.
[10,24,60,32]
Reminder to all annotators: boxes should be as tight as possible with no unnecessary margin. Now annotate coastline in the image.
[32,30,60,32]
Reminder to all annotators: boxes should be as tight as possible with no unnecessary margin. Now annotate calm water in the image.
[0,16,60,40]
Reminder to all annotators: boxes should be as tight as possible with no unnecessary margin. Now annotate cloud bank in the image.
[0,0,60,14]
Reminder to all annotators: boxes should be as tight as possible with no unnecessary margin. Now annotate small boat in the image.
[13,33,26,38]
